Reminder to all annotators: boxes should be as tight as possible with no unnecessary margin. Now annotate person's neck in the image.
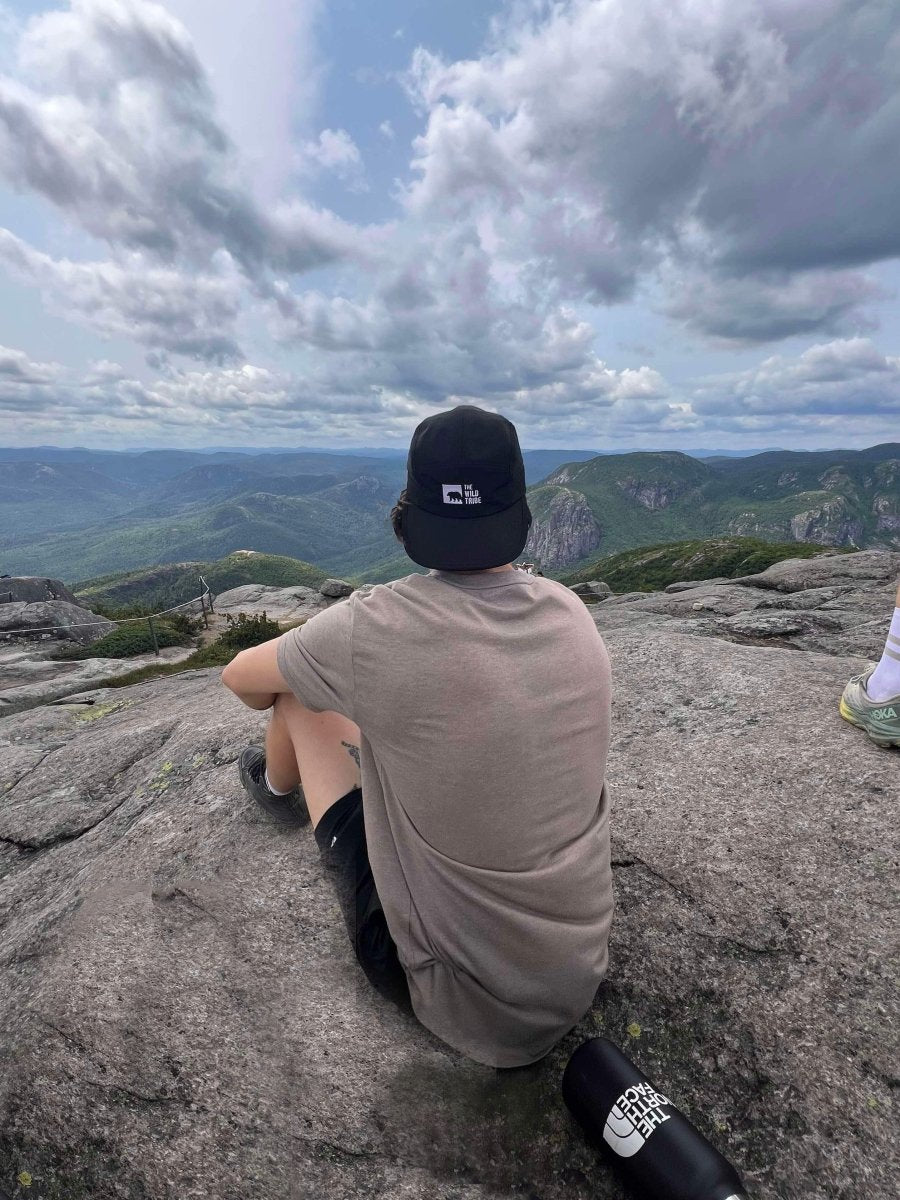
[440,563,515,573]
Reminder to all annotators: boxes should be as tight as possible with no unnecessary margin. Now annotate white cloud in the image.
[401,0,900,340]
[0,228,244,362]
[2,0,900,451]
[0,0,359,277]
[164,0,323,202]
[692,337,900,424]
[300,128,368,191]
[662,263,888,345]
[4,332,900,450]
[0,344,59,384]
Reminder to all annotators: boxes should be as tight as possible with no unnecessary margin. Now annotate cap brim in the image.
[402,496,532,571]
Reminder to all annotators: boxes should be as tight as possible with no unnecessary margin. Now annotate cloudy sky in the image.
[1,0,899,452]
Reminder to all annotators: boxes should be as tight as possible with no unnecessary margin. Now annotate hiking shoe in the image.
[839,667,900,748]
[238,745,310,825]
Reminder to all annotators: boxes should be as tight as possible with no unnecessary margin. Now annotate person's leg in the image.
[261,693,412,1011]
[866,578,900,702]
[263,691,361,828]
[840,577,900,747]
[312,790,413,1014]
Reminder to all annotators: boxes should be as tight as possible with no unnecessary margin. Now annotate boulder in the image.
[0,553,896,1198]
[0,577,77,605]
[212,584,331,623]
[569,581,612,598]
[0,601,116,647]
[318,578,354,598]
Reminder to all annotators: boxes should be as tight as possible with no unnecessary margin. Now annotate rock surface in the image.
[582,549,900,659]
[0,577,77,605]
[0,600,116,646]
[0,643,196,717]
[212,583,339,623]
[568,581,612,598]
[525,488,602,570]
[319,578,355,598]
[0,552,897,1199]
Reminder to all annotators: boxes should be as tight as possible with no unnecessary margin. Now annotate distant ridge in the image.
[3,443,897,580]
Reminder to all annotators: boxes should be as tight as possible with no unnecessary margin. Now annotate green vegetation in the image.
[72,551,328,611]
[534,445,900,570]
[216,611,284,651]
[3,493,391,581]
[558,536,836,592]
[48,617,194,661]
[349,550,427,584]
[94,611,285,689]
[5,444,898,584]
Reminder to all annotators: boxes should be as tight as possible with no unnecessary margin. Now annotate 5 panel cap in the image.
[403,404,533,570]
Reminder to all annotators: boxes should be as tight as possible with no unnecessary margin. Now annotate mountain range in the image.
[1,443,897,583]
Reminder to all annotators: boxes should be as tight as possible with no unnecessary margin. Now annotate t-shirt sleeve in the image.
[275,598,355,720]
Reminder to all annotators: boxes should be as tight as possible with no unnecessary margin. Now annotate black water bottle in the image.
[561,1037,748,1200]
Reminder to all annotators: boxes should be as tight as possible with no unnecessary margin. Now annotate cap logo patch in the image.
[442,483,481,505]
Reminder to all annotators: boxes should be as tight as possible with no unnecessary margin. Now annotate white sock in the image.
[866,607,900,701]
[264,766,294,796]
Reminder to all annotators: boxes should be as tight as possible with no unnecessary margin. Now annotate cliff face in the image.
[537,455,900,570]
[524,488,602,569]
[615,476,693,511]
[788,496,866,546]
[0,551,897,1199]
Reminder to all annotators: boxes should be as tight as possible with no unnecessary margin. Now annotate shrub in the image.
[89,600,203,633]
[49,618,193,661]
[88,600,158,620]
[216,611,282,651]
[96,611,284,689]
[162,610,203,636]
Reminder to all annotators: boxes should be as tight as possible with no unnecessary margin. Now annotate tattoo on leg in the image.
[341,740,361,769]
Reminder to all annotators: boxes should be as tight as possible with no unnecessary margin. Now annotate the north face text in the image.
[442,483,482,505]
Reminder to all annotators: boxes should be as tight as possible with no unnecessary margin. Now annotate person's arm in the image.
[221,639,291,710]
[221,600,356,720]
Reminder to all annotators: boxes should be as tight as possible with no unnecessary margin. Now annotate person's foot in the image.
[840,667,900,748]
[238,745,310,825]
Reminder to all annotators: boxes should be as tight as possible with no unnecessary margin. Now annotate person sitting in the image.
[221,404,613,1069]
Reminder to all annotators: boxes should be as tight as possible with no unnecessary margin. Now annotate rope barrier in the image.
[0,579,214,638]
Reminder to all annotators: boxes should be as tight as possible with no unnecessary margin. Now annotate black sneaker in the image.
[238,745,310,826]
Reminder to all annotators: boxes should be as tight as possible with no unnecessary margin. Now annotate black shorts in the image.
[314,787,412,1014]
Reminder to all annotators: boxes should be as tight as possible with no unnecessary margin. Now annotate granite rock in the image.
[569,581,612,598]
[731,549,900,593]
[664,578,732,593]
[582,552,899,659]
[213,583,333,623]
[0,577,78,605]
[0,600,116,646]
[0,643,196,718]
[319,578,355,598]
[525,489,602,571]
[0,552,897,1198]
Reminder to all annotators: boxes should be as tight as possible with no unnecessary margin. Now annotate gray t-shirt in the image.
[276,567,613,1067]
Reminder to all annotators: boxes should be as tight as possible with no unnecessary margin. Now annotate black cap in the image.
[402,404,532,570]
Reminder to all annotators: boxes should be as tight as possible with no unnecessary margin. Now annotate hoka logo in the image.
[873,706,896,720]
